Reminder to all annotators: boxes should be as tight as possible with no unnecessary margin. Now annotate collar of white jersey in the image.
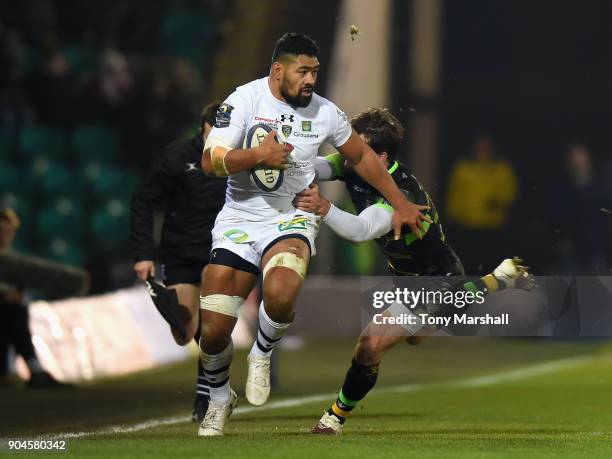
[261,76,306,111]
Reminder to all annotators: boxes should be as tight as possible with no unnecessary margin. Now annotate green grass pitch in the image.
[2,338,612,458]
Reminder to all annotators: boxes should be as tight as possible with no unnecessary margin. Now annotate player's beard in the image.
[280,83,313,108]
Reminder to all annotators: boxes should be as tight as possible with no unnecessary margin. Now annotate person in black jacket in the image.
[130,102,227,421]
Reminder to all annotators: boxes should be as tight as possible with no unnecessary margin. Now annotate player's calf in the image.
[246,240,309,406]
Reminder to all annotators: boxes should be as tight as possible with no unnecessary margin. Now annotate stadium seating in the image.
[86,163,138,201]
[35,197,84,242]
[88,198,130,249]
[71,125,119,164]
[0,128,15,159]
[19,126,68,162]
[40,237,85,266]
[0,161,20,193]
[161,9,214,65]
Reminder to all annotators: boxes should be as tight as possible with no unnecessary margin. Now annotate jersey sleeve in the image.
[323,203,393,242]
[314,153,345,181]
[325,103,353,148]
[205,90,251,150]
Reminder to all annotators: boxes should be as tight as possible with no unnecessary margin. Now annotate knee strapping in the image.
[200,294,244,317]
[262,252,307,280]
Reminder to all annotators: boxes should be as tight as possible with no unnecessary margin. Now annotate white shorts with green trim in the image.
[211,205,320,269]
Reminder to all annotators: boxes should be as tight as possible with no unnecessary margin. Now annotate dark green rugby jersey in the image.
[325,153,463,276]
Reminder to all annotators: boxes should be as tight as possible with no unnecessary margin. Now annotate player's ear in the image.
[271,62,283,80]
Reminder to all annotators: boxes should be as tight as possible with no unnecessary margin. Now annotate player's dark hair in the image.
[271,33,319,64]
[200,101,221,129]
[351,108,405,161]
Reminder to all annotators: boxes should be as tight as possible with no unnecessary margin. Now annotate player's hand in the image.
[134,260,155,281]
[392,201,432,240]
[257,130,293,170]
[294,183,331,216]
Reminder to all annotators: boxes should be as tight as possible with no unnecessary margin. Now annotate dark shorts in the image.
[161,260,208,285]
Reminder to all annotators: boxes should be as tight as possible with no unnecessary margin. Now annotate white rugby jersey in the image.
[206,76,352,220]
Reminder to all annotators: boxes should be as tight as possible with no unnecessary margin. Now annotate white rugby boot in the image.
[198,389,238,437]
[311,411,343,435]
[493,257,534,290]
[245,353,271,406]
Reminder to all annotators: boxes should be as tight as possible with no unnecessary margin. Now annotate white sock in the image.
[209,380,230,404]
[249,301,292,359]
[199,341,233,404]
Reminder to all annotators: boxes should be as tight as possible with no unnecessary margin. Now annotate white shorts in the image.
[211,205,320,271]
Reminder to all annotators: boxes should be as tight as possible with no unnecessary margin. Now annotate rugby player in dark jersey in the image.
[294,108,532,434]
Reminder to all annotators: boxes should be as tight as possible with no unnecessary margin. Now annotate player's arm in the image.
[201,92,292,177]
[337,131,431,238]
[130,154,175,280]
[313,153,345,182]
[294,183,391,242]
[202,130,292,176]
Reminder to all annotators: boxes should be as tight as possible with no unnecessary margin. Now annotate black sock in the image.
[328,359,379,423]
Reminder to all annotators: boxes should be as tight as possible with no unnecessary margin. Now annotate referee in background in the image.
[130,102,226,421]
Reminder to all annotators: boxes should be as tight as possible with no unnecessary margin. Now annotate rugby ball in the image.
[244,123,284,192]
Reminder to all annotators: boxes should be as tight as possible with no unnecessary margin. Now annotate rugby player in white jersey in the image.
[197,33,430,436]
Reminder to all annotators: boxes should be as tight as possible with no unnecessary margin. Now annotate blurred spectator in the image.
[0,208,72,388]
[550,144,609,274]
[446,135,518,273]
[81,48,136,122]
[25,49,76,126]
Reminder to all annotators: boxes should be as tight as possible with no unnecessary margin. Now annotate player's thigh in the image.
[200,263,258,349]
[201,263,257,298]
[261,237,310,307]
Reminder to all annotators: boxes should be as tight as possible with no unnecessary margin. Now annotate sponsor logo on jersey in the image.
[186,162,198,171]
[215,103,234,128]
[278,216,309,232]
[294,132,319,138]
[286,161,310,177]
[280,114,295,123]
[282,124,293,137]
[255,116,279,126]
[223,229,249,243]
[336,108,348,122]
[301,121,312,132]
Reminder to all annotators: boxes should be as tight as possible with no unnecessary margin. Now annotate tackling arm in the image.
[324,204,392,243]
[337,132,431,238]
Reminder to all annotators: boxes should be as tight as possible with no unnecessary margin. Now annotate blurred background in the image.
[2,0,612,294]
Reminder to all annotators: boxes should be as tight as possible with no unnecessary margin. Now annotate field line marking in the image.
[50,353,598,439]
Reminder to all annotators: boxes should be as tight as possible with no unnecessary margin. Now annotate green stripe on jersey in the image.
[404,220,431,246]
